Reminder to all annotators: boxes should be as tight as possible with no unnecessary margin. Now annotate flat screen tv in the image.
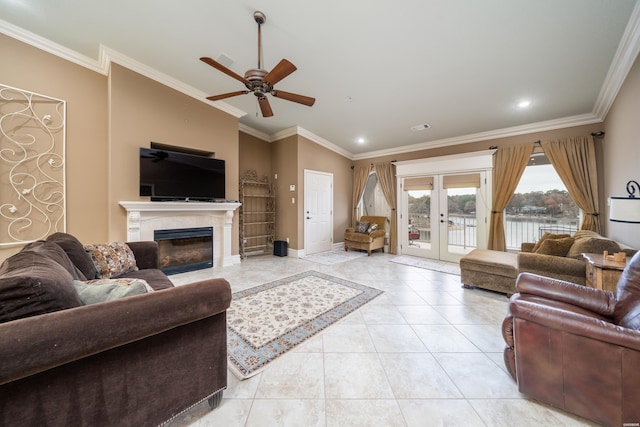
[139,147,225,201]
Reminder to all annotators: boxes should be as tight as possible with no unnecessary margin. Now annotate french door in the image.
[401,172,488,263]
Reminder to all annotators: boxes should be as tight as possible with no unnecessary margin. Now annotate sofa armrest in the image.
[510,296,640,351]
[521,242,535,252]
[518,252,586,278]
[345,228,355,234]
[0,278,231,385]
[516,272,616,316]
[126,241,159,269]
[370,229,386,239]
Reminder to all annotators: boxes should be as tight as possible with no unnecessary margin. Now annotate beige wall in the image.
[0,36,241,262]
[297,136,353,248]
[604,54,640,248]
[239,131,272,181]
[108,64,240,254]
[271,135,299,247]
[0,34,109,261]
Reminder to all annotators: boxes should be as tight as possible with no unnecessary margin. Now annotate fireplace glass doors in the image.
[154,227,213,275]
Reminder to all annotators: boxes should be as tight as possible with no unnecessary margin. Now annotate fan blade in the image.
[263,59,297,86]
[206,90,249,101]
[258,96,274,117]
[200,57,247,84]
[272,90,316,106]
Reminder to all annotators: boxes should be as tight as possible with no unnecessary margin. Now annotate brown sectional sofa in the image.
[460,230,637,295]
[0,232,231,426]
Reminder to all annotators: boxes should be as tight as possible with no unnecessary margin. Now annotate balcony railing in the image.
[407,213,579,251]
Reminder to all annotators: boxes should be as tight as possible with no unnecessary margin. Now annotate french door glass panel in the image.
[440,185,478,263]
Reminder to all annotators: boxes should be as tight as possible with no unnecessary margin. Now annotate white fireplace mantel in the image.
[119,201,241,267]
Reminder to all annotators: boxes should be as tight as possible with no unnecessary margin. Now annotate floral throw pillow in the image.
[84,242,138,279]
[367,223,379,233]
[355,221,370,233]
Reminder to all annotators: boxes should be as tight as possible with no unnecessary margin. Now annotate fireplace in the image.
[119,201,241,268]
[154,227,213,275]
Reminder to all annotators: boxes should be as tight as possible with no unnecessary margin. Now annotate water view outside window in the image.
[505,163,579,250]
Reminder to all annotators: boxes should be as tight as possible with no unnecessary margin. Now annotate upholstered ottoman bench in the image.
[460,249,518,295]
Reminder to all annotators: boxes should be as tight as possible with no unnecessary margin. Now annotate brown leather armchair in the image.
[344,215,387,256]
[502,252,640,427]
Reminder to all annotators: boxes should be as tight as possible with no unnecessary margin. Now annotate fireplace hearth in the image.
[154,227,213,275]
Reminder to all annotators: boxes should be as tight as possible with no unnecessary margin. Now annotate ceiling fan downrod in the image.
[254,11,266,70]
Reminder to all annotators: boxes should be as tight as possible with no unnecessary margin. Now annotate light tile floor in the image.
[166,252,597,427]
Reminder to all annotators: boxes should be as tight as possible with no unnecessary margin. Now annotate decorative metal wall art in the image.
[0,84,66,246]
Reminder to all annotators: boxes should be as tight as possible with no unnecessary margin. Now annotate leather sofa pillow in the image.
[0,247,83,323]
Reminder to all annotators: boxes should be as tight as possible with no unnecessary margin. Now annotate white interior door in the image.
[304,169,333,255]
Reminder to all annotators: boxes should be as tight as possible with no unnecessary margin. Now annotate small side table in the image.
[582,253,629,292]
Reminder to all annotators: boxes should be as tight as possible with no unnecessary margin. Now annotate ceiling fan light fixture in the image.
[200,10,315,117]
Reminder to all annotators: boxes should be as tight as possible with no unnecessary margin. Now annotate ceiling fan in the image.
[200,10,315,117]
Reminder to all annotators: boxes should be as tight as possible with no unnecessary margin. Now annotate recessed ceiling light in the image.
[410,123,431,132]
[357,137,366,144]
[517,100,532,108]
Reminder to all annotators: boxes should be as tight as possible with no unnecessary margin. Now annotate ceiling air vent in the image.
[410,123,431,132]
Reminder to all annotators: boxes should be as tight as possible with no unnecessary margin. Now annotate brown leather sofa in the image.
[0,233,232,426]
[502,252,640,426]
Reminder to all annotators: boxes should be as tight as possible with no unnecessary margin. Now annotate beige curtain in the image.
[374,162,398,254]
[488,143,535,251]
[541,135,601,233]
[351,164,371,227]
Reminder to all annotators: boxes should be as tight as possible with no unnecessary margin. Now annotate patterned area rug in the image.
[302,249,368,265]
[227,270,383,379]
[390,255,461,275]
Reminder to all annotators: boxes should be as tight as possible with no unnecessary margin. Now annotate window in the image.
[504,153,579,250]
[361,172,390,219]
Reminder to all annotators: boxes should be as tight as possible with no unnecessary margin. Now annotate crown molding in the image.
[267,126,354,159]
[296,127,354,159]
[238,123,271,141]
[352,113,602,161]
[0,19,246,119]
[0,19,105,73]
[592,0,640,120]
[99,46,246,118]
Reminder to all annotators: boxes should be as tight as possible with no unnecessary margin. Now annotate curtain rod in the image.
[532,132,605,145]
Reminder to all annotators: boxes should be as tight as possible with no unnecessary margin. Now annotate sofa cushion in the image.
[355,221,370,233]
[73,278,149,305]
[534,237,575,257]
[566,237,621,259]
[22,240,87,281]
[113,268,175,291]
[0,249,83,323]
[614,251,640,329]
[531,232,571,253]
[47,232,97,279]
[84,242,138,279]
